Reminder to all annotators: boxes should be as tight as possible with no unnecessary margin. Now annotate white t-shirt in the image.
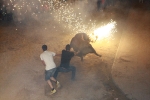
[40,51,56,70]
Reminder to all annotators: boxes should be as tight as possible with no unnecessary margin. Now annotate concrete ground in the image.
[0,1,150,100]
[112,2,150,100]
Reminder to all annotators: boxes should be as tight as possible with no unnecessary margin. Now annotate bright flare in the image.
[93,21,117,40]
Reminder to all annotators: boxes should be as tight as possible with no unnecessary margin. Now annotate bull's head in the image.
[88,33,98,43]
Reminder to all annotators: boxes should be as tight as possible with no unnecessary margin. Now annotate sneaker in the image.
[50,89,56,95]
[56,81,61,89]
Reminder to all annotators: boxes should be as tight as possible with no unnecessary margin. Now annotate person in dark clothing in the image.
[97,0,101,11]
[54,44,76,80]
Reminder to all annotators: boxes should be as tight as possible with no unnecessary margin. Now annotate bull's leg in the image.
[76,51,84,61]
[93,50,102,57]
[81,56,83,62]
[95,53,102,57]
[88,45,102,57]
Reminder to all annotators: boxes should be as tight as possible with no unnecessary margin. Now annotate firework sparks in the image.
[1,0,94,33]
[90,20,117,41]
[1,0,116,37]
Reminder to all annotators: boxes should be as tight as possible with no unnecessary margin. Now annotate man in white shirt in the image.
[40,45,60,95]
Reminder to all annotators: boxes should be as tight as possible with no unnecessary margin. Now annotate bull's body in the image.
[70,33,101,61]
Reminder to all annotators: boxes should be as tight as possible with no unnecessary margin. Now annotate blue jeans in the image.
[54,66,76,80]
[45,68,56,81]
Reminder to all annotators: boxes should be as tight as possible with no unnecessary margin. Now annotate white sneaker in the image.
[56,81,61,89]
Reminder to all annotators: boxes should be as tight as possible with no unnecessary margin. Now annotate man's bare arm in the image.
[41,60,46,66]
[55,54,61,56]
[74,51,80,56]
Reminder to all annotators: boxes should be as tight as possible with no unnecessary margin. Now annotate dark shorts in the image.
[45,68,56,81]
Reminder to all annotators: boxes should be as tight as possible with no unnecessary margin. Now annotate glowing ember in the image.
[91,21,117,41]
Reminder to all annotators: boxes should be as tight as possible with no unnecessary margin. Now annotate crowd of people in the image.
[97,0,115,11]
[0,9,13,21]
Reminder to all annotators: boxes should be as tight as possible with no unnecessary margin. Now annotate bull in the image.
[70,33,102,61]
